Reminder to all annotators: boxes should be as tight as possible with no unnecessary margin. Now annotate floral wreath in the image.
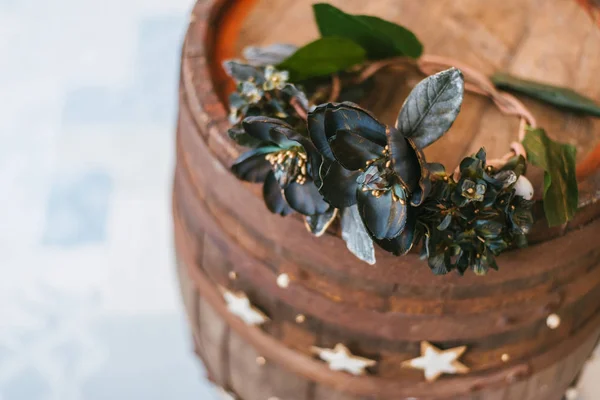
[222,3,599,275]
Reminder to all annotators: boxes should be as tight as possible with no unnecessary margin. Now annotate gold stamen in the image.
[361,186,369,192]
[385,160,392,168]
[466,187,475,194]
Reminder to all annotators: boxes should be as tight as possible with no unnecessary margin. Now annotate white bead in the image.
[276,273,290,288]
[514,175,534,200]
[546,313,561,329]
[565,387,579,400]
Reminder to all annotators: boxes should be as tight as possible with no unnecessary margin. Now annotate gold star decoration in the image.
[223,290,269,326]
[311,343,376,376]
[402,341,470,382]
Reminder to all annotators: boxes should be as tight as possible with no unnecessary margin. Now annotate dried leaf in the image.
[243,43,298,66]
[522,128,578,226]
[492,73,600,117]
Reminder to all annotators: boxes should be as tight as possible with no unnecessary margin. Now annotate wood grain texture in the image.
[173,0,600,398]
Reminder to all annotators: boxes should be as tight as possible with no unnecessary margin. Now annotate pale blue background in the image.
[0,0,598,399]
[0,0,219,399]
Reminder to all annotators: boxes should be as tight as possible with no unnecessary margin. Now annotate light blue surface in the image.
[0,0,219,399]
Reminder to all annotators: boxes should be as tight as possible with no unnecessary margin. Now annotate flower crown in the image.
[223,3,598,275]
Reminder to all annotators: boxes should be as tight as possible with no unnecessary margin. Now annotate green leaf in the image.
[522,128,578,226]
[312,3,423,60]
[277,37,366,81]
[396,68,465,149]
[492,73,600,118]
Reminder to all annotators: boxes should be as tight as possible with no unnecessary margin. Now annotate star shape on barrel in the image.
[223,290,269,326]
[216,387,237,400]
[311,343,376,376]
[402,341,470,382]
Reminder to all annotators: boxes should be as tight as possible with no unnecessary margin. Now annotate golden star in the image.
[402,341,470,382]
[223,290,269,326]
[311,343,376,376]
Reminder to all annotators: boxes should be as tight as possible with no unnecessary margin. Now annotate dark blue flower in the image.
[231,117,329,218]
[307,102,430,250]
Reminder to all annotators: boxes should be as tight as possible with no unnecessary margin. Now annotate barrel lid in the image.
[182,0,600,241]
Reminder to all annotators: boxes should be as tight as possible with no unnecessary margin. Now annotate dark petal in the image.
[231,147,279,182]
[474,219,503,239]
[428,253,451,275]
[228,124,264,148]
[263,171,293,216]
[305,207,338,237]
[280,83,309,110]
[284,180,330,216]
[475,147,487,162]
[510,206,534,235]
[456,251,471,275]
[229,92,247,110]
[329,129,384,170]
[459,156,482,179]
[242,44,298,66]
[491,170,517,189]
[374,207,417,256]
[308,103,335,161]
[388,129,421,192]
[472,256,489,276]
[325,102,387,147]
[408,139,431,206]
[222,60,265,83]
[514,233,528,248]
[427,162,447,178]
[437,214,452,231]
[242,116,298,147]
[357,188,408,240]
[451,190,469,207]
[487,238,508,255]
[500,155,527,177]
[320,162,361,208]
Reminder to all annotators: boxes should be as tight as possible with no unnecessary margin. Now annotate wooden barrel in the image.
[173,0,600,398]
